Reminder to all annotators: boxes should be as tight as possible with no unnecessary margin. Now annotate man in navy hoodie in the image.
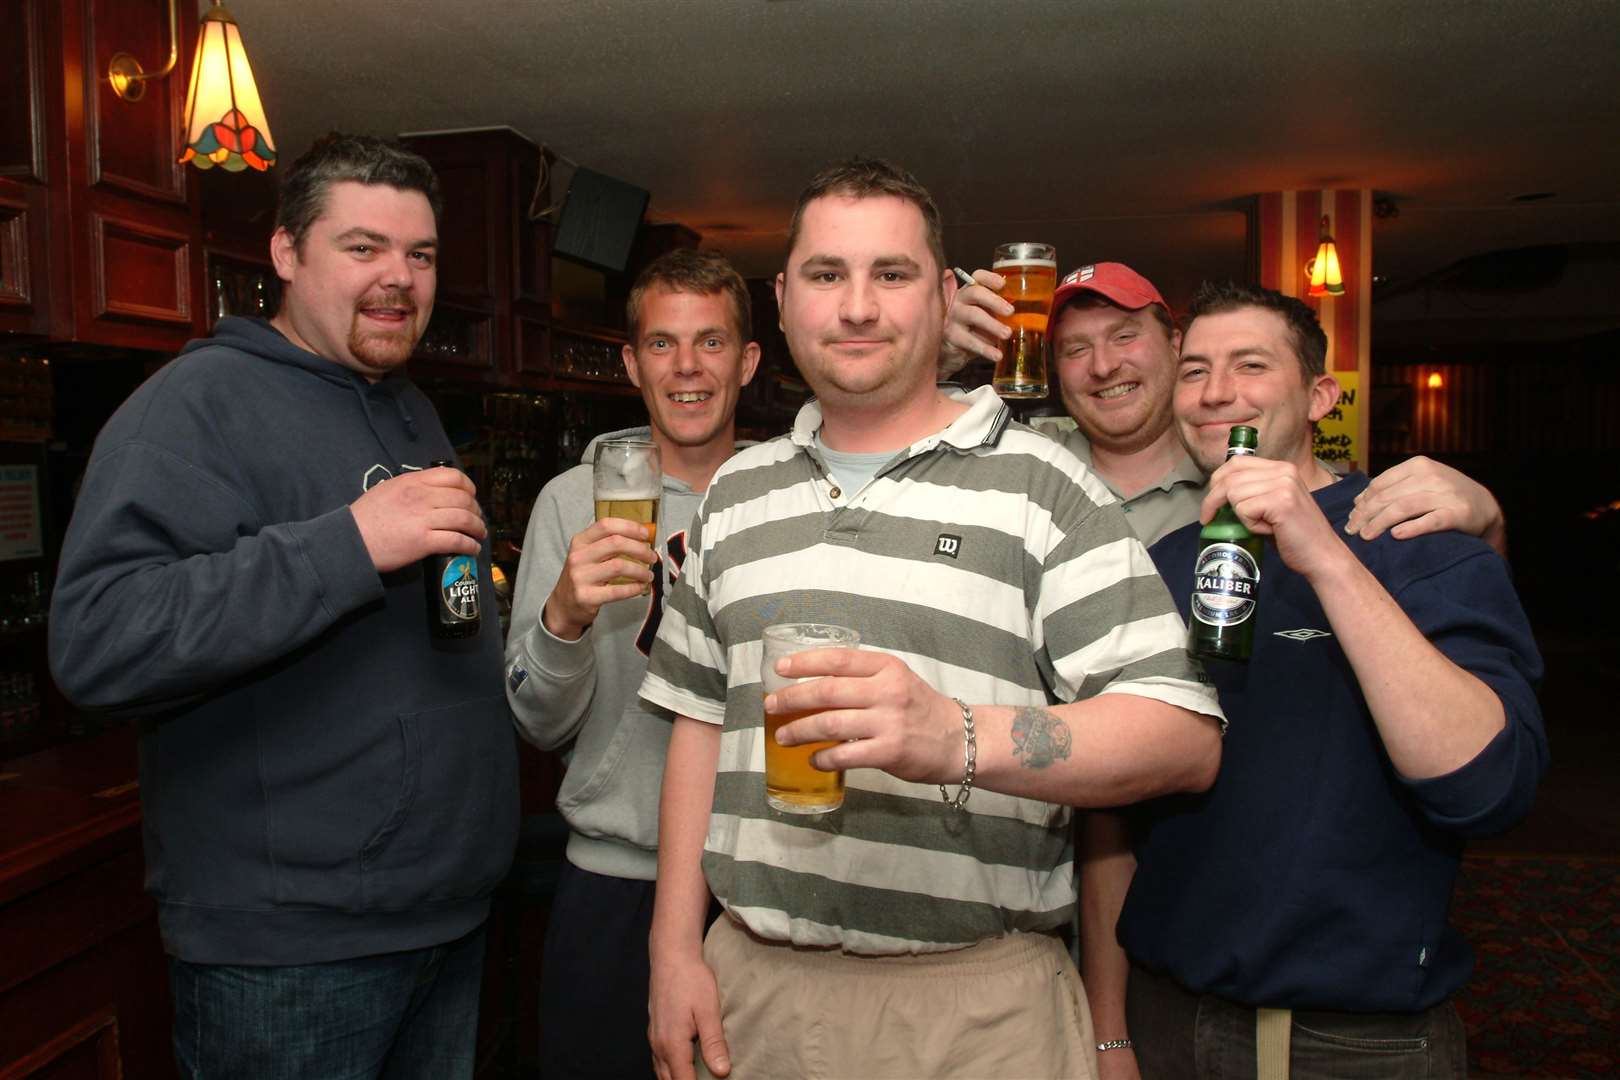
[49,133,517,1079]
[1080,282,1546,1079]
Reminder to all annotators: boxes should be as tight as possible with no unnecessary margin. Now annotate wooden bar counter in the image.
[0,725,174,1078]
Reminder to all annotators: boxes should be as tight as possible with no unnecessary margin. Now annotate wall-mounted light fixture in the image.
[1426,372,1444,390]
[107,0,179,101]
[108,1,276,172]
[1305,215,1344,297]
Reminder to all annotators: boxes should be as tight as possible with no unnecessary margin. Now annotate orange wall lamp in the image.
[108,1,276,172]
[1305,215,1345,297]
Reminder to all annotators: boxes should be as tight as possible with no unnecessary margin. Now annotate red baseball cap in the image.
[1049,262,1172,321]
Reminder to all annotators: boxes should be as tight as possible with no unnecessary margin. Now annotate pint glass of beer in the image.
[991,242,1057,399]
[593,439,661,586]
[761,623,861,814]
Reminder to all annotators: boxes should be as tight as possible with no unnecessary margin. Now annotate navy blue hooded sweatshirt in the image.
[49,317,518,965]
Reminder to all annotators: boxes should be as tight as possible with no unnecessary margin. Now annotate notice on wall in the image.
[1314,371,1359,468]
[0,465,43,561]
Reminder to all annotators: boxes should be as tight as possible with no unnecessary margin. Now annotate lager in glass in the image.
[592,439,661,586]
[1189,426,1263,662]
[761,623,860,814]
[991,242,1057,399]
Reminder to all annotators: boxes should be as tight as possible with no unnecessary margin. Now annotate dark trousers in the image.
[539,862,659,1080]
[169,925,486,1080]
[1127,962,1468,1079]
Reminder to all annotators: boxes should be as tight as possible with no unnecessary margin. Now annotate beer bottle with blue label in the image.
[423,459,481,639]
[1189,425,1262,661]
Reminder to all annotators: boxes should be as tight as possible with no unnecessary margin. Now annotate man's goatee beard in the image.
[348,328,416,370]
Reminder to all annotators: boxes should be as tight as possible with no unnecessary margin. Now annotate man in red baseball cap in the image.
[943,261,1505,550]
[946,261,1223,544]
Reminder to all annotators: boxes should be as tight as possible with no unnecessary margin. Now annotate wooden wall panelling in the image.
[512,149,550,305]
[0,0,49,184]
[0,197,35,317]
[65,0,205,349]
[0,0,54,337]
[81,0,189,205]
[513,315,548,380]
[88,210,191,328]
[404,129,549,381]
[35,0,73,343]
[0,731,175,1079]
[0,1009,122,1080]
[434,157,499,305]
[0,917,173,1079]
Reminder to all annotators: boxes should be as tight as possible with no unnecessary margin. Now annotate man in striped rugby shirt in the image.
[639,158,1226,1080]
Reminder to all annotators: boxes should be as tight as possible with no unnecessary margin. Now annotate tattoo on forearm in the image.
[1010,707,1072,769]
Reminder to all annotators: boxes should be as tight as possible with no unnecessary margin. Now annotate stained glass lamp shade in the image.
[178,2,275,171]
[1306,215,1344,297]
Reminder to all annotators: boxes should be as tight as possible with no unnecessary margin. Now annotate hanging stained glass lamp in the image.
[178,1,276,172]
[1305,215,1344,297]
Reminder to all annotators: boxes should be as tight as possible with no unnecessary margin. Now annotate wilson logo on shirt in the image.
[1274,628,1332,641]
[935,534,962,559]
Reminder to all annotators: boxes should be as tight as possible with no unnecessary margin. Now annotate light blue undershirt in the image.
[814,432,894,498]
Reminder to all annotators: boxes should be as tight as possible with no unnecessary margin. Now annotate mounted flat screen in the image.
[553,167,650,273]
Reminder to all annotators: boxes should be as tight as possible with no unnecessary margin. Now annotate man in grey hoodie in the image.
[505,248,760,1079]
[50,134,517,1079]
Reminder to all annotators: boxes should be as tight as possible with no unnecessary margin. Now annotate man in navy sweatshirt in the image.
[1080,281,1546,1079]
[49,133,517,1080]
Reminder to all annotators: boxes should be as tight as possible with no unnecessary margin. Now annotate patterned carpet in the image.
[1452,854,1620,1078]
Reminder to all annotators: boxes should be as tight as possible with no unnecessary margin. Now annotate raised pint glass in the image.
[992,242,1057,399]
[761,623,861,814]
[593,439,661,586]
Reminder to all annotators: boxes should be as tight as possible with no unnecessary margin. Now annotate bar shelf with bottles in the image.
[207,252,282,329]
[0,352,53,443]
[0,569,81,755]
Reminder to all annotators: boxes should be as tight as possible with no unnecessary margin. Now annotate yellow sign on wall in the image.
[1314,371,1359,467]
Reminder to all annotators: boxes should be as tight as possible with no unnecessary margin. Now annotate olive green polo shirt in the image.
[1058,427,1208,546]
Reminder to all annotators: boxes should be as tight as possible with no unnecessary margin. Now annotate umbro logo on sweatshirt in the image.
[1274,628,1332,642]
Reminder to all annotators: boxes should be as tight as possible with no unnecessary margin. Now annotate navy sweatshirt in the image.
[1121,472,1545,1012]
[50,317,518,965]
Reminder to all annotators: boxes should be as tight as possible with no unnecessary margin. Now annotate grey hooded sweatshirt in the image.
[505,427,739,881]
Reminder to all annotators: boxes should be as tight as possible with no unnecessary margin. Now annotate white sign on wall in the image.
[0,465,43,561]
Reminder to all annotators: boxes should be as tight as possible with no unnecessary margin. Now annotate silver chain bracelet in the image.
[1096,1038,1134,1052]
[938,698,976,810]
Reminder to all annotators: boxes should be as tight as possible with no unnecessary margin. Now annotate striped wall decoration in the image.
[1251,189,1374,458]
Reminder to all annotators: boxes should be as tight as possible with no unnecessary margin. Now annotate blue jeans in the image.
[1127,962,1468,1079]
[169,927,486,1080]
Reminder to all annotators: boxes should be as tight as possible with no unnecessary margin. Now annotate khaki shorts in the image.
[697,915,1096,1080]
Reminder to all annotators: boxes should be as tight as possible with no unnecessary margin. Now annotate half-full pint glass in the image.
[761,623,861,814]
[593,439,661,586]
[992,242,1057,399]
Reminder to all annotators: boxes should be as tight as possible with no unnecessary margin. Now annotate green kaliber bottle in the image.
[1189,425,1263,662]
